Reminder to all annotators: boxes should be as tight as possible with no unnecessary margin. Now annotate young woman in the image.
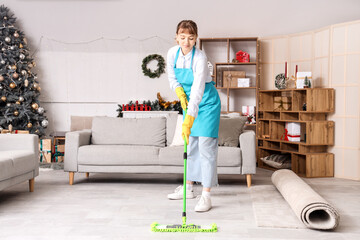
[166,20,221,212]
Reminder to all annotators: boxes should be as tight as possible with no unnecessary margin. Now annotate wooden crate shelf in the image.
[257,88,335,177]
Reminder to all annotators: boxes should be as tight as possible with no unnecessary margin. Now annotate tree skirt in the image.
[271,169,340,230]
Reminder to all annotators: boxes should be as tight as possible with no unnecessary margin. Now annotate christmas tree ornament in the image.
[19,53,25,60]
[6,103,11,107]
[21,70,27,75]
[27,122,32,128]
[33,83,39,89]
[38,107,44,114]
[19,43,23,48]
[31,103,39,110]
[1,47,5,51]
[37,86,41,91]
[0,75,4,81]
[4,16,7,20]
[10,46,15,50]
[41,119,48,127]
[24,79,29,87]
[1,96,6,101]
[0,85,3,90]
[5,37,11,42]
[14,110,19,116]
[14,32,19,38]
[11,65,16,70]
[28,63,33,68]
[13,72,19,79]
[1,60,5,64]
[16,101,20,105]
[19,96,24,102]
[10,82,16,88]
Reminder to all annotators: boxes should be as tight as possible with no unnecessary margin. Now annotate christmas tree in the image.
[0,5,47,136]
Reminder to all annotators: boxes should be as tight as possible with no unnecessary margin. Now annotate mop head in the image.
[151,222,217,232]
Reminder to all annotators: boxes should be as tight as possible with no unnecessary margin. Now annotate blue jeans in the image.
[187,136,218,188]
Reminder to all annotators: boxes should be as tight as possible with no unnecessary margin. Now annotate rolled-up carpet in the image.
[271,169,340,230]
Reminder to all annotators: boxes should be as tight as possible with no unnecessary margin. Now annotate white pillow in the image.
[170,115,184,146]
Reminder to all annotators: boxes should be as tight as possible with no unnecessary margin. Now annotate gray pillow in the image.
[261,154,291,169]
[91,117,166,147]
[218,116,247,147]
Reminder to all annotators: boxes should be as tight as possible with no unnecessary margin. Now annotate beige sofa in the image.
[64,116,256,187]
[0,134,39,192]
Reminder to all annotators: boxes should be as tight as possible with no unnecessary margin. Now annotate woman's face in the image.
[176,28,197,55]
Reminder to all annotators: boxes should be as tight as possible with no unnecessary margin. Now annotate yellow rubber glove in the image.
[175,87,188,110]
[182,114,195,145]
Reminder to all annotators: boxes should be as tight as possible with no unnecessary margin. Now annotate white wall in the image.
[1,0,359,135]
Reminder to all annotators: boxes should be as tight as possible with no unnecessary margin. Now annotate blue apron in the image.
[174,47,221,138]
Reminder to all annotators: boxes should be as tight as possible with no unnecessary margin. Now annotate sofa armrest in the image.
[0,134,39,176]
[239,130,256,175]
[64,130,92,172]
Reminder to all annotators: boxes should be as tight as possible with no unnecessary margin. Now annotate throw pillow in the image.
[260,154,291,169]
[218,116,247,147]
[170,115,184,146]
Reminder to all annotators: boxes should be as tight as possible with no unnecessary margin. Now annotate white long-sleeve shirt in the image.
[167,45,212,118]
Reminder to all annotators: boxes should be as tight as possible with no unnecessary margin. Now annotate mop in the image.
[151,109,218,232]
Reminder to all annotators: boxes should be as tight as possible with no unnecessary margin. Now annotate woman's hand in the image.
[182,114,195,144]
[175,87,188,110]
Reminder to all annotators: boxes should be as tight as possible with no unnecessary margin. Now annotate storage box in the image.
[237,78,251,87]
[242,106,255,116]
[274,97,292,111]
[296,72,312,89]
[285,122,301,142]
[223,71,246,87]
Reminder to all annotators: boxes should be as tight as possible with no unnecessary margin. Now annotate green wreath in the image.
[142,54,165,78]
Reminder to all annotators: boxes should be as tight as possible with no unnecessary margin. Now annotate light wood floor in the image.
[0,168,359,240]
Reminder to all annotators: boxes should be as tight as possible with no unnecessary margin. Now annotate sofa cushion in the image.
[78,145,160,166]
[218,147,242,167]
[0,150,36,181]
[0,156,14,181]
[218,117,247,147]
[158,146,241,167]
[91,117,166,147]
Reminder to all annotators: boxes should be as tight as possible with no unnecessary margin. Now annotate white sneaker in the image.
[195,195,212,212]
[167,185,195,200]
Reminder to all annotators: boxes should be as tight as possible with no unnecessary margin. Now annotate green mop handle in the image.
[182,109,188,226]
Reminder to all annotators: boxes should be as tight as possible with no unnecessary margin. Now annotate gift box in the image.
[223,71,246,87]
[1,130,29,134]
[242,106,255,116]
[285,122,301,142]
[274,97,292,111]
[296,72,312,89]
[237,78,251,87]
[39,139,52,163]
[56,144,65,153]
